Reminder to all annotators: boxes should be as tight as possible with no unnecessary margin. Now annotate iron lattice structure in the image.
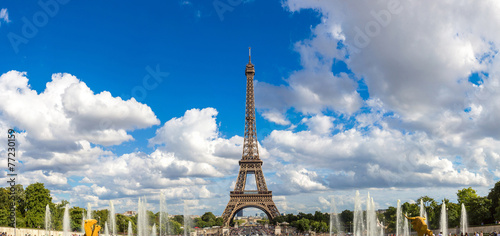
[222,49,280,227]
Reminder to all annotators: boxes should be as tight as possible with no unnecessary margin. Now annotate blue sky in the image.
[1,0,500,217]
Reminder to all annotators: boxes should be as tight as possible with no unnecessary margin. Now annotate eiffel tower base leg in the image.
[222,192,280,227]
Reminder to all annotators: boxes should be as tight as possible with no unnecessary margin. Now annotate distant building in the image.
[236,210,243,217]
[377,209,387,214]
[123,211,137,217]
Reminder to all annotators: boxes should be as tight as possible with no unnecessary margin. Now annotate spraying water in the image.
[109,200,116,236]
[396,200,402,236]
[367,195,378,236]
[460,204,468,235]
[45,205,51,236]
[105,222,109,236]
[330,196,343,236]
[82,212,86,234]
[87,203,92,219]
[160,192,169,236]
[183,201,189,236]
[380,222,384,236]
[420,199,425,217]
[424,211,429,226]
[403,214,409,236]
[151,223,157,236]
[353,191,364,236]
[440,202,448,236]
[137,197,149,236]
[63,204,70,236]
[128,221,133,236]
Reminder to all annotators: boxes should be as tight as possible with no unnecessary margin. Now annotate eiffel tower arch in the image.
[222,49,280,227]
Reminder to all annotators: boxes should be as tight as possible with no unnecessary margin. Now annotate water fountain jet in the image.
[460,203,468,235]
[440,202,448,236]
[45,205,51,236]
[105,221,109,236]
[330,196,343,236]
[87,203,92,220]
[63,204,70,236]
[109,200,116,236]
[128,221,133,236]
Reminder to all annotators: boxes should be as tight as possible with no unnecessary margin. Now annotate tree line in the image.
[271,182,500,233]
[1,182,500,234]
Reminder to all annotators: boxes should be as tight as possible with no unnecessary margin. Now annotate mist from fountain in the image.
[137,197,149,236]
[380,222,384,236]
[109,200,116,236]
[460,204,468,234]
[160,192,169,236]
[63,205,70,236]
[45,205,51,236]
[396,200,402,236]
[352,191,385,236]
[420,199,425,217]
[424,211,429,225]
[403,214,409,236]
[353,191,363,236]
[105,222,109,236]
[82,212,86,234]
[128,221,133,236]
[367,195,377,236]
[440,202,448,236]
[87,203,92,219]
[330,196,343,236]
[151,223,157,236]
[183,201,190,236]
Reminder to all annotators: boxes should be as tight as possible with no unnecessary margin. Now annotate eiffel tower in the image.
[222,48,280,227]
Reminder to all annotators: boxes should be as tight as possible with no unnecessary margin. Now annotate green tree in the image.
[70,206,85,232]
[170,220,182,234]
[340,210,353,233]
[292,218,310,232]
[172,215,183,225]
[94,209,109,229]
[487,181,500,222]
[467,197,491,226]
[445,201,460,228]
[214,217,224,226]
[25,183,52,228]
[383,207,397,233]
[116,214,134,234]
[402,202,419,218]
[0,188,10,226]
[201,212,216,223]
[457,188,480,205]
[457,187,492,225]
[194,219,207,228]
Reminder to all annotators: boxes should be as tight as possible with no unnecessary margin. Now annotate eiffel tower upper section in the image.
[234,48,268,192]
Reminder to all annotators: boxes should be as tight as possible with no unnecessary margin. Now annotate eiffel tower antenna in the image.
[222,49,280,227]
[249,47,251,63]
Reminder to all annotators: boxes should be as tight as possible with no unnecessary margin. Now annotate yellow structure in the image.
[84,219,101,236]
[404,214,434,236]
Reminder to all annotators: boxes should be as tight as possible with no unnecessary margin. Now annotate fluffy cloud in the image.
[281,0,500,122]
[0,71,160,147]
[263,122,490,189]
[256,71,362,123]
[149,108,241,174]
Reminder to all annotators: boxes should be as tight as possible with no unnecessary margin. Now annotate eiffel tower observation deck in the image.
[222,48,280,227]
